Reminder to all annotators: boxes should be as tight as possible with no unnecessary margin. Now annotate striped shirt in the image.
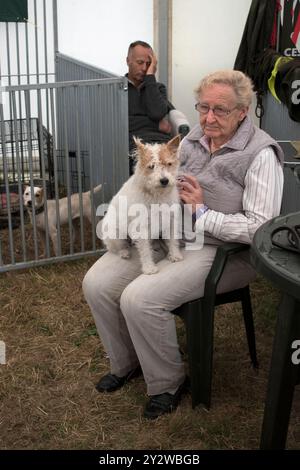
[195,146,284,244]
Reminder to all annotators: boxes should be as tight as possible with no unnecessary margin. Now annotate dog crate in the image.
[0,117,54,230]
[56,150,89,195]
[0,118,54,188]
[0,191,20,230]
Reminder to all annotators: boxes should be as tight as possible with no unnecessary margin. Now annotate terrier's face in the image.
[23,185,44,209]
[133,135,181,191]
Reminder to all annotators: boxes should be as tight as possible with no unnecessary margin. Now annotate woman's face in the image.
[197,84,248,145]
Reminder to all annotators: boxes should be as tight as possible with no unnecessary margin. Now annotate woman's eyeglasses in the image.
[194,102,237,118]
[271,224,300,254]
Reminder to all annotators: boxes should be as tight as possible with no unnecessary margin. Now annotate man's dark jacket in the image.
[127,74,174,150]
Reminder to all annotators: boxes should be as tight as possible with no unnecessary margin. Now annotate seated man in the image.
[126,40,184,174]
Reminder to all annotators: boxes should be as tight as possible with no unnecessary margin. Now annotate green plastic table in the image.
[251,211,300,449]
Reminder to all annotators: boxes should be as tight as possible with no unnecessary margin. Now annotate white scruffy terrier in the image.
[100,135,183,274]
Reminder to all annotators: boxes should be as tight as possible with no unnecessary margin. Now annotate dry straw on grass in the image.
[0,258,299,450]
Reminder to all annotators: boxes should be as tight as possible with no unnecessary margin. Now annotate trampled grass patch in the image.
[0,260,299,449]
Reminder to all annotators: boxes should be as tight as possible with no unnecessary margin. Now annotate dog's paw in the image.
[168,252,183,263]
[119,249,131,259]
[142,264,159,275]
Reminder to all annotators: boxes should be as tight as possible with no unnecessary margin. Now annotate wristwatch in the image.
[192,204,208,225]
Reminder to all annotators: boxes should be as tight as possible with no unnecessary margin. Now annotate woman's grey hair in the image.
[195,70,254,108]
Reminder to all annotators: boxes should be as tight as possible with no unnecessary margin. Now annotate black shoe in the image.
[143,377,189,420]
[96,365,142,393]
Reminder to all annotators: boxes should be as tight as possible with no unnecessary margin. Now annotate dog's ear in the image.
[133,136,149,163]
[133,136,144,152]
[167,134,181,153]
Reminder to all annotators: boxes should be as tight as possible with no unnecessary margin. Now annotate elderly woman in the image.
[83,70,284,420]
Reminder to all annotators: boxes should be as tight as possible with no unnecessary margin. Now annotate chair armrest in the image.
[178,124,190,138]
[168,109,190,137]
[204,242,250,298]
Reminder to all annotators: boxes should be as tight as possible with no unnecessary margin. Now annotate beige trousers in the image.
[82,242,255,395]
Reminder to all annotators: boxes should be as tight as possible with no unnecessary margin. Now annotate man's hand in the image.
[177,175,204,213]
[146,53,157,75]
[158,117,172,134]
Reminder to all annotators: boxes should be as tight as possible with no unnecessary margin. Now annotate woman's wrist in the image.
[192,204,208,225]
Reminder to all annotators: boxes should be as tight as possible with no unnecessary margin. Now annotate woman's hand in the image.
[177,174,204,213]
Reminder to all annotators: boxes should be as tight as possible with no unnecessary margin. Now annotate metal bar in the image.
[0,97,2,262]
[53,0,59,81]
[0,233,2,267]
[119,78,129,180]
[49,87,62,256]
[43,0,50,153]
[4,77,123,92]
[74,86,85,251]
[0,29,2,83]
[24,89,39,259]
[5,24,11,85]
[15,23,21,85]
[25,15,30,84]
[43,0,49,83]
[87,86,97,250]
[0,38,2,276]
[101,84,108,202]
[115,84,122,188]
[62,87,74,254]
[3,24,16,265]
[0,249,104,273]
[37,88,51,257]
[110,84,117,194]
[1,73,55,79]
[5,23,14,175]
[34,0,40,84]
[18,90,25,183]
[0,102,15,264]
[11,91,27,261]
[16,22,24,185]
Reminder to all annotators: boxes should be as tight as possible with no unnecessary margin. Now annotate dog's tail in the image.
[86,184,102,194]
[93,184,102,193]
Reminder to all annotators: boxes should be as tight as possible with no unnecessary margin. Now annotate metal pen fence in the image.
[0,76,128,272]
[0,0,129,273]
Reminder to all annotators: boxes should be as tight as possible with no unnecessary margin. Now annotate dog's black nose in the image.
[160,177,169,187]
[27,201,32,207]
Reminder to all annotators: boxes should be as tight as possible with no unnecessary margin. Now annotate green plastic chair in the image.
[173,242,259,409]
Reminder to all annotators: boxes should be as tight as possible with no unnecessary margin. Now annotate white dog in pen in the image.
[23,184,102,256]
[99,135,183,274]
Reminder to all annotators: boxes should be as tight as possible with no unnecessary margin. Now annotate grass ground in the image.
[0,256,299,450]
